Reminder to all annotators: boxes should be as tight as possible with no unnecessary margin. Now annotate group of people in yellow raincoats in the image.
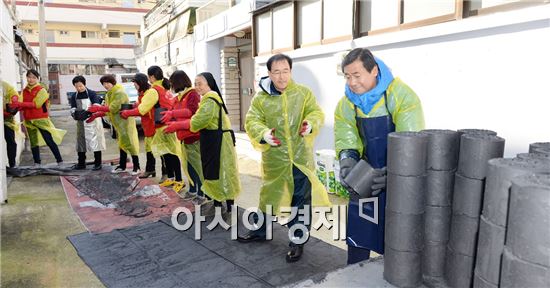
[3,48,425,266]
[84,66,241,217]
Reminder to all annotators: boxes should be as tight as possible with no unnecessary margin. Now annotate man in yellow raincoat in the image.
[241,54,330,263]
[3,80,23,167]
[335,48,424,264]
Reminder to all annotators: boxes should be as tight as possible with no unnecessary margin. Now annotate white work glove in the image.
[300,120,312,136]
[263,128,281,146]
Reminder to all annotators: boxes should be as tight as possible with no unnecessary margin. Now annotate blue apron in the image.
[347,94,395,264]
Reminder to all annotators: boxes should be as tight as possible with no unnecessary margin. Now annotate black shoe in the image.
[286,245,303,263]
[237,232,266,243]
[92,164,102,171]
[139,171,156,178]
[72,164,86,170]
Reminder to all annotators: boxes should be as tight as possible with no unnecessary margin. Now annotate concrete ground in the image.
[1,105,352,287]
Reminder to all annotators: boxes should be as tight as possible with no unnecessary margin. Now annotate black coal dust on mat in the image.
[68,212,347,287]
[65,173,139,205]
[7,165,84,177]
[114,196,154,218]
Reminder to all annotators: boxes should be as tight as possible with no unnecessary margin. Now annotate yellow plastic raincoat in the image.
[184,141,204,184]
[334,77,425,156]
[245,79,330,215]
[190,91,240,201]
[22,84,66,147]
[176,88,204,183]
[138,83,190,181]
[105,83,139,155]
[2,81,22,134]
[137,84,180,157]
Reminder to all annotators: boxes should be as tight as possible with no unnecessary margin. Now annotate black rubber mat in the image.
[68,211,347,288]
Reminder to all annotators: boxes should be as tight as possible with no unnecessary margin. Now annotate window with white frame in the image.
[108,30,121,38]
[59,30,69,36]
[358,0,399,34]
[474,0,523,9]
[255,12,272,54]
[402,0,456,24]
[322,0,353,41]
[297,0,322,47]
[122,32,136,45]
[272,2,294,50]
[81,31,98,38]
[252,0,547,56]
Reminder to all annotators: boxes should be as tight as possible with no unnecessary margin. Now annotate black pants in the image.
[31,128,63,164]
[78,151,102,166]
[188,162,203,195]
[253,166,311,241]
[161,154,182,181]
[119,149,140,171]
[4,125,17,167]
[161,155,167,176]
[145,151,156,173]
[214,199,234,212]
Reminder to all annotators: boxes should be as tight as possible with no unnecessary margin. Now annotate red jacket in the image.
[174,88,200,144]
[22,85,49,120]
[139,85,172,137]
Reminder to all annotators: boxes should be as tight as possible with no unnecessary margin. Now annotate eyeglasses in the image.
[271,70,290,77]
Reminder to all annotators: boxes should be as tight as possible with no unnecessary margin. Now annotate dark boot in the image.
[286,244,304,263]
[73,152,86,170]
[145,151,156,173]
[92,151,102,171]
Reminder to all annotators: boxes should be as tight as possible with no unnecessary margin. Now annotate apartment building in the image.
[136,0,207,77]
[250,0,550,156]
[16,0,156,104]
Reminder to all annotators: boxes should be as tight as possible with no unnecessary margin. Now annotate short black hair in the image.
[266,54,293,71]
[26,69,40,78]
[341,48,377,73]
[169,70,192,93]
[72,75,86,86]
[99,74,117,85]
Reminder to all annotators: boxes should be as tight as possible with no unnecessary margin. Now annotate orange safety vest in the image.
[22,85,49,120]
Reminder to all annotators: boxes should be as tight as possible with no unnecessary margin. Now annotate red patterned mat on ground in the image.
[60,168,193,234]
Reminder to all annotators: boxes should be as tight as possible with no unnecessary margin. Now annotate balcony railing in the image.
[196,0,230,23]
[144,0,175,29]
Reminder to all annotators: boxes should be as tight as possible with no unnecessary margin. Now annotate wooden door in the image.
[48,71,60,104]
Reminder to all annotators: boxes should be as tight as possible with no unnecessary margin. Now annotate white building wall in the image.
[194,37,223,84]
[16,6,145,26]
[255,5,550,157]
[1,6,17,85]
[33,46,136,61]
[1,2,26,202]
[58,74,106,102]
